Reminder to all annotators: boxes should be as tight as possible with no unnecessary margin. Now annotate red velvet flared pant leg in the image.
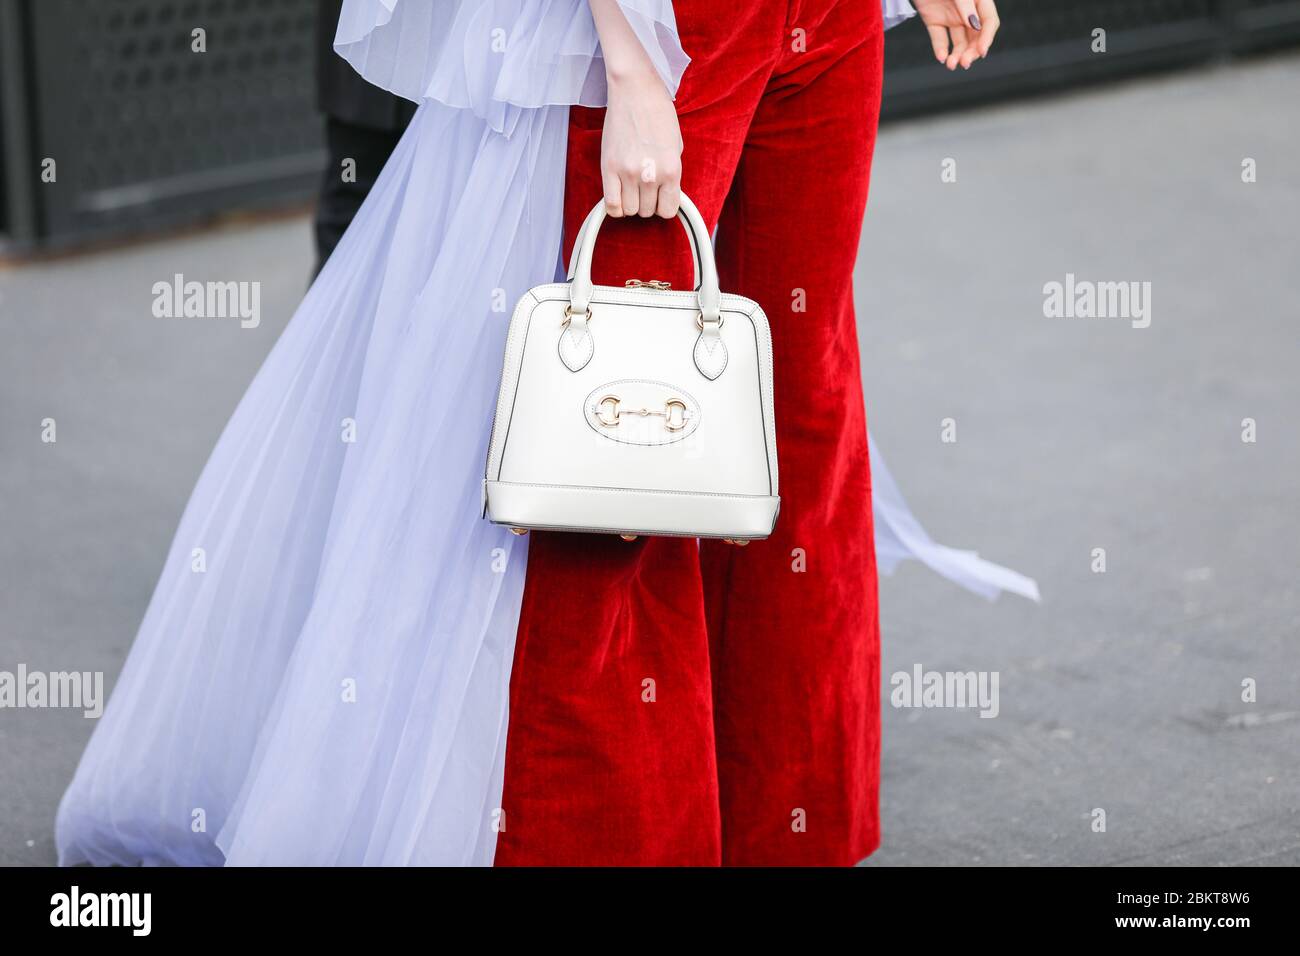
[494,0,883,866]
[703,16,886,866]
[491,111,761,871]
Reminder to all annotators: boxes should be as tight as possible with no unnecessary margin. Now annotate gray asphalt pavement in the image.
[2,52,1297,866]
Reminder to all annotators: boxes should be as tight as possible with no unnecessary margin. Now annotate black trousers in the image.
[312,117,407,277]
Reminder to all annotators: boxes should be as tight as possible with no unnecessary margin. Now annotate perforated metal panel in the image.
[6,0,323,249]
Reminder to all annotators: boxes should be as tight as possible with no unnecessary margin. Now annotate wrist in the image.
[604,56,662,91]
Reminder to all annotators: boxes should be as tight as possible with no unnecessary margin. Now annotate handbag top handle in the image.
[567,193,722,327]
[564,199,705,292]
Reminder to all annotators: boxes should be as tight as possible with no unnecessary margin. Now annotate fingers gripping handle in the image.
[565,201,703,293]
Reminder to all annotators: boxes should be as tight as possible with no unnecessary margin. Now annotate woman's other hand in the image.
[913,0,1001,71]
[589,0,683,218]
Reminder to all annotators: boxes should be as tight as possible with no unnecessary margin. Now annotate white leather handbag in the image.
[482,193,779,541]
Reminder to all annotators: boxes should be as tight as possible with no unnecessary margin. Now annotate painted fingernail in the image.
[969,14,982,30]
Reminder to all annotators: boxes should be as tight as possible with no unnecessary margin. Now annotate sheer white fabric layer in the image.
[55,0,1031,871]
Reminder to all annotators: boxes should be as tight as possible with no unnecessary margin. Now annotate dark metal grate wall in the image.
[2,0,1298,250]
[2,0,322,251]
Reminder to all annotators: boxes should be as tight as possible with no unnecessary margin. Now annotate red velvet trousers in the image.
[495,0,884,866]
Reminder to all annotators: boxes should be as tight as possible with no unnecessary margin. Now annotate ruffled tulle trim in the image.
[883,0,917,31]
[334,0,690,137]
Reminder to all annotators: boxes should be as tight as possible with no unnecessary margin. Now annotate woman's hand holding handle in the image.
[588,0,684,218]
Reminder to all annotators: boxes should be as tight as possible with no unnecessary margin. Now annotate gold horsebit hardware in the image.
[596,394,687,431]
